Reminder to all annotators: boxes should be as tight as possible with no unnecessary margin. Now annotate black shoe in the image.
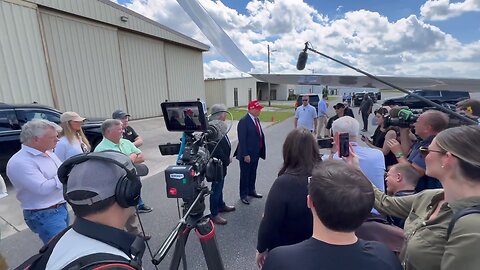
[137,205,153,213]
[241,198,250,205]
[219,205,236,212]
[211,215,228,225]
[249,192,263,198]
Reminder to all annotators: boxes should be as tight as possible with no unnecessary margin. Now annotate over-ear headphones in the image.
[58,151,142,208]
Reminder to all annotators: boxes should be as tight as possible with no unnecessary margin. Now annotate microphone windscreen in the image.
[296,51,308,70]
[208,120,228,141]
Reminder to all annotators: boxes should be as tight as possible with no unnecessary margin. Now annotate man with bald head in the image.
[386,110,449,192]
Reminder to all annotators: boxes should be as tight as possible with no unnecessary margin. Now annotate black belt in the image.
[28,202,66,212]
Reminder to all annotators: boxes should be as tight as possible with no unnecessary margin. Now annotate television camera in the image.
[153,101,229,269]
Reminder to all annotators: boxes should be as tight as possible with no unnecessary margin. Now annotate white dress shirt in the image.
[6,145,65,210]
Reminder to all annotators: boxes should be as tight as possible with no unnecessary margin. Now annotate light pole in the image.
[267,45,277,107]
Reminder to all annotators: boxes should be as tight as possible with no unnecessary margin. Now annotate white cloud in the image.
[114,0,480,79]
[420,0,480,21]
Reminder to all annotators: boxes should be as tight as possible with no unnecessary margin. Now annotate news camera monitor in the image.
[161,101,208,132]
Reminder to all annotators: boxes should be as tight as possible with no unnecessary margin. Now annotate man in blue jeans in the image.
[208,104,235,225]
[7,119,69,244]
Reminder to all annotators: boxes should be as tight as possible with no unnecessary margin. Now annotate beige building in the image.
[205,77,294,108]
[205,77,257,108]
[0,0,209,119]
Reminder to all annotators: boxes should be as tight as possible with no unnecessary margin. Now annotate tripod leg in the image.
[170,225,191,270]
[195,218,224,270]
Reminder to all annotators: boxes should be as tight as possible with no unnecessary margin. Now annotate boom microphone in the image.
[296,43,309,70]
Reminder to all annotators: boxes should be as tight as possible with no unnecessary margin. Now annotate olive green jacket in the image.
[373,187,480,270]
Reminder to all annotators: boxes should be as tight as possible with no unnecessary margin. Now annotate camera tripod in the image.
[152,187,224,270]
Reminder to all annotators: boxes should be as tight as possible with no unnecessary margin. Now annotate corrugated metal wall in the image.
[205,79,226,107]
[40,10,126,118]
[165,43,205,102]
[31,0,208,51]
[118,31,168,119]
[0,0,53,105]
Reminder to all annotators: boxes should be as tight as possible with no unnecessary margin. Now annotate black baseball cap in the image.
[112,109,130,119]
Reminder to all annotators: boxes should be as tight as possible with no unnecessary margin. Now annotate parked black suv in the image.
[295,93,320,112]
[0,103,103,178]
[382,90,470,109]
[352,92,381,106]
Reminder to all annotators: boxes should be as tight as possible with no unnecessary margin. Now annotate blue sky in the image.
[116,0,480,79]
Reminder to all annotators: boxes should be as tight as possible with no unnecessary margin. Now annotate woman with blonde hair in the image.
[55,111,91,161]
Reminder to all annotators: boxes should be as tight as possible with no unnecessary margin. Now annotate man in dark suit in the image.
[234,100,266,205]
[208,104,236,225]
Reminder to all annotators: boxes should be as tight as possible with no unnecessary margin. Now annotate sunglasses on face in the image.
[419,146,445,158]
[302,99,309,102]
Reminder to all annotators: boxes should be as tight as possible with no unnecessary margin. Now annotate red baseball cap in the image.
[248,100,264,110]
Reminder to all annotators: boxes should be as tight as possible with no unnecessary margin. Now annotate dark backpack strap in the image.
[447,206,480,240]
[62,253,140,270]
[14,226,72,270]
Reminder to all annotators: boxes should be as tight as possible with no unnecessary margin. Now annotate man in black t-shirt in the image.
[324,103,345,137]
[261,160,402,270]
[112,109,152,214]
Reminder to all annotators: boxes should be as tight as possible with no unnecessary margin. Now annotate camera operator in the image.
[44,152,145,269]
[208,104,236,225]
[386,110,449,191]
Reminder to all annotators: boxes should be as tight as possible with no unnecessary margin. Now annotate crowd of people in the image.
[3,95,480,269]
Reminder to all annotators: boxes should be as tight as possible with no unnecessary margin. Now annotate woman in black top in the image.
[256,128,321,268]
[361,108,398,169]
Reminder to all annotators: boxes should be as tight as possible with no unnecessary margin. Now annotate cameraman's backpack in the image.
[15,226,141,270]
[446,205,480,240]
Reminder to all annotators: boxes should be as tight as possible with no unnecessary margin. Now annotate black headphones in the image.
[58,151,142,208]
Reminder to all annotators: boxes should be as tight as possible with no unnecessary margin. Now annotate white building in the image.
[0,0,209,119]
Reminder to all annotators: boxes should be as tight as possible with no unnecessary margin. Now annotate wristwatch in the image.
[395,152,404,158]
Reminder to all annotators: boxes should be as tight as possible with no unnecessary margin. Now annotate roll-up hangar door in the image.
[40,9,126,118]
[118,31,168,119]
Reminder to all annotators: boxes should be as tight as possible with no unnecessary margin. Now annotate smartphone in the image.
[337,133,350,158]
[317,138,333,149]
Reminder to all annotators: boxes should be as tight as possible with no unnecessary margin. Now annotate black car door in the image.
[0,109,21,176]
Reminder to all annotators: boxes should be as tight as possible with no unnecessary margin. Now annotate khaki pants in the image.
[316,116,328,138]
[125,212,142,235]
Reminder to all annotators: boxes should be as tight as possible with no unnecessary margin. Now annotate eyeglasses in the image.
[419,146,446,158]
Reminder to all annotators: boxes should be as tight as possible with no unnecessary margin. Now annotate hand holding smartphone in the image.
[337,133,350,158]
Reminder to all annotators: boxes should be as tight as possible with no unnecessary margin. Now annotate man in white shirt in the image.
[6,119,68,244]
[295,96,318,133]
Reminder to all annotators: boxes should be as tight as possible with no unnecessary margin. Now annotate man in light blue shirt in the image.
[323,116,385,215]
[7,119,69,244]
[295,96,318,132]
[317,94,328,138]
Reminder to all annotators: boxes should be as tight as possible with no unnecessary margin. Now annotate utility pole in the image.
[309,69,315,93]
[267,45,277,107]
